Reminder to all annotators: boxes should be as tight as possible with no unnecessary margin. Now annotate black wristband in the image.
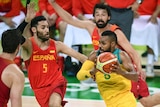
[20,35,26,45]
[17,20,28,33]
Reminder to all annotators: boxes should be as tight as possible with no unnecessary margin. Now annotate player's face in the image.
[94,9,110,28]
[36,21,50,42]
[99,36,112,52]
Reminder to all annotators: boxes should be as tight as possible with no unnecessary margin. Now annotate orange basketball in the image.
[96,52,118,74]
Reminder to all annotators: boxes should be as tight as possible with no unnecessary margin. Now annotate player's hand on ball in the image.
[90,65,97,81]
[110,62,124,75]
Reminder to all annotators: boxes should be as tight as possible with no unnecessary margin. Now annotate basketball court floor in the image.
[8,73,160,107]
[2,44,159,107]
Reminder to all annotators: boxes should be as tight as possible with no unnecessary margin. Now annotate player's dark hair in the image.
[31,15,47,27]
[1,29,21,53]
[93,3,111,17]
[101,30,117,44]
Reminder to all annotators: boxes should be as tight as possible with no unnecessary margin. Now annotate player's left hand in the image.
[25,2,36,22]
[90,67,97,81]
[110,62,124,75]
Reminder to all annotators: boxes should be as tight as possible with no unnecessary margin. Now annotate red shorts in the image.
[131,77,149,99]
[34,78,67,107]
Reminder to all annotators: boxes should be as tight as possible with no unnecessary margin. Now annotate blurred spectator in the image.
[130,0,160,77]
[72,0,100,21]
[101,0,140,41]
[37,0,72,41]
[0,0,26,70]
[0,0,26,39]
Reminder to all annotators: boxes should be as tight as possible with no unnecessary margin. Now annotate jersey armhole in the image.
[110,24,120,32]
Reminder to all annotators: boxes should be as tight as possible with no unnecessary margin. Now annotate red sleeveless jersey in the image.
[0,0,12,12]
[91,24,119,50]
[25,37,63,90]
[0,57,13,107]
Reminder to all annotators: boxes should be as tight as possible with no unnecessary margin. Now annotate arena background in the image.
[2,0,160,106]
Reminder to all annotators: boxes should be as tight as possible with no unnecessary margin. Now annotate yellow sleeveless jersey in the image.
[95,67,131,101]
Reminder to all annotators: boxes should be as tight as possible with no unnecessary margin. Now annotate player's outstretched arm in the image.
[18,2,36,61]
[55,41,87,63]
[48,0,93,30]
[23,2,36,38]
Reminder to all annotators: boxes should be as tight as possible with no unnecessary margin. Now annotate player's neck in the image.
[98,24,109,34]
[0,52,15,60]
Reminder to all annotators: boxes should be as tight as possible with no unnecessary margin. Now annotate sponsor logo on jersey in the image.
[92,40,99,46]
[50,50,55,53]
[33,54,55,61]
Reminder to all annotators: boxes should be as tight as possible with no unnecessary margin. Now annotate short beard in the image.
[39,37,49,42]
[104,47,111,52]
[96,20,109,28]
[37,32,49,42]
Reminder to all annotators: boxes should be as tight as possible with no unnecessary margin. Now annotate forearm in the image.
[77,14,88,20]
[62,44,88,63]
[0,16,5,21]
[49,1,73,24]
[121,70,138,81]
[130,51,142,72]
[11,98,22,107]
[16,20,28,33]
[16,19,30,44]
[152,5,160,17]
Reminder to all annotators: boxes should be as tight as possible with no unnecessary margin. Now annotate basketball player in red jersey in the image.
[0,29,24,107]
[19,3,87,107]
[48,0,149,105]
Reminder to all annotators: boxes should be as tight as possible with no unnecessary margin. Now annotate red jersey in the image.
[138,0,160,17]
[91,24,119,50]
[105,0,135,8]
[38,0,72,15]
[72,0,100,17]
[0,57,13,107]
[0,0,25,17]
[0,0,11,12]
[37,0,72,28]
[25,37,64,90]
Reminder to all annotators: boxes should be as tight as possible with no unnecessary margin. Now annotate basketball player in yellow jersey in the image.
[77,30,138,107]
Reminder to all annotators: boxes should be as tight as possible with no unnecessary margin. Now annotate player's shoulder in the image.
[3,64,24,83]
[119,50,130,59]
[5,64,24,75]
[54,40,63,46]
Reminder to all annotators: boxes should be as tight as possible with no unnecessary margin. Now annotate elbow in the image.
[76,70,91,81]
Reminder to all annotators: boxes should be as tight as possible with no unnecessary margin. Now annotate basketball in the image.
[96,52,118,74]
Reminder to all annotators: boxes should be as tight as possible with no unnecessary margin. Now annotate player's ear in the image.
[31,27,36,33]
[111,41,116,47]
[108,16,111,21]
